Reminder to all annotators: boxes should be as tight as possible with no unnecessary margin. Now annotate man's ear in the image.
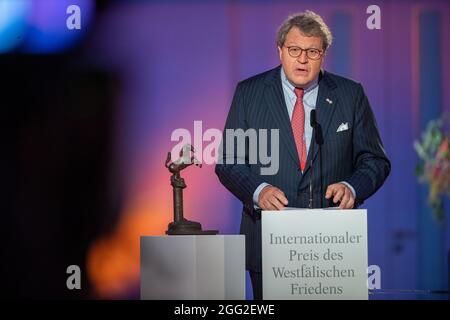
[277,46,282,61]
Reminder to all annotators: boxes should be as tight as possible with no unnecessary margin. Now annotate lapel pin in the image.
[326,98,333,104]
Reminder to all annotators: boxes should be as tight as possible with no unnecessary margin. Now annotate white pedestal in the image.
[140,235,245,300]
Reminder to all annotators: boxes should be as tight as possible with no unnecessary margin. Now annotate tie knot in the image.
[294,87,304,98]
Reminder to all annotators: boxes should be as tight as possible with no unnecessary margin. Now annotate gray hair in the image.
[276,11,333,51]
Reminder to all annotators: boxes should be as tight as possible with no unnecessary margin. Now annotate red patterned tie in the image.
[292,87,307,171]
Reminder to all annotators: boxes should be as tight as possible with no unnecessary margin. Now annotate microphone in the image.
[309,110,324,208]
[308,110,317,209]
[310,109,317,128]
[312,113,324,146]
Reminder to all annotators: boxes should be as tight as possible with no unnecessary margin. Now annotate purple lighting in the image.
[23,0,95,53]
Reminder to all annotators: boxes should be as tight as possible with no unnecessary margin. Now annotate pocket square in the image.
[337,122,349,132]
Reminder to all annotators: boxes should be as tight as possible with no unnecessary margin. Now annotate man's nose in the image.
[296,51,308,63]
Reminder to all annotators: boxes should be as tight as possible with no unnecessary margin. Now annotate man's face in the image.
[278,27,324,88]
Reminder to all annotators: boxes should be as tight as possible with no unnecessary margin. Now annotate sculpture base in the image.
[166,219,218,235]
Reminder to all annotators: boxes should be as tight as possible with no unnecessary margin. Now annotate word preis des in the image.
[289,248,343,261]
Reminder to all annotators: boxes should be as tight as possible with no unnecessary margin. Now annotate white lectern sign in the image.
[262,209,368,300]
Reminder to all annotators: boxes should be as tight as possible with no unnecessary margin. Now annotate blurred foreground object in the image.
[414,114,450,222]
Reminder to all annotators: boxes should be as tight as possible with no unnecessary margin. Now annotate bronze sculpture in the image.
[165,144,218,235]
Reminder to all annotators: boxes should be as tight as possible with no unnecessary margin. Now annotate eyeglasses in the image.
[285,46,323,60]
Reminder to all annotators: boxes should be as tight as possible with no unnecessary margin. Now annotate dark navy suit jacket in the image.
[215,66,390,272]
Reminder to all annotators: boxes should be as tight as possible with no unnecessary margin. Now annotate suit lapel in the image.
[304,71,338,173]
[264,67,300,166]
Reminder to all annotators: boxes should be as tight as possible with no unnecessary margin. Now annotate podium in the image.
[140,235,245,300]
[262,209,368,300]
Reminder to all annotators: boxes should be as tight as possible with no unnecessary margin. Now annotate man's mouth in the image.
[294,67,308,76]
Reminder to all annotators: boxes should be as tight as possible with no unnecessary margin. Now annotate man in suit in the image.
[215,11,390,299]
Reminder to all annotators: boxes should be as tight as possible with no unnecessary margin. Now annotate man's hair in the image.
[276,11,333,51]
